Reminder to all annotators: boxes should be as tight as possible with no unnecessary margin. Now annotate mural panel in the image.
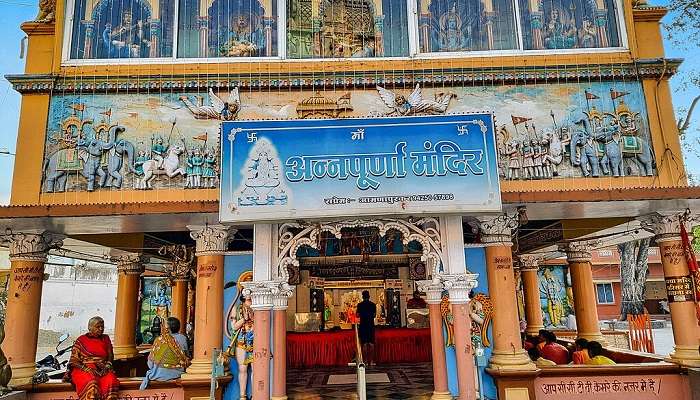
[41,80,653,193]
[538,265,574,329]
[138,277,172,345]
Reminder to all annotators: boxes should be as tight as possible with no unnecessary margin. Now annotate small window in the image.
[596,283,614,304]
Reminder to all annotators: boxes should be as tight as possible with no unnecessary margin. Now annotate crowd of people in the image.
[524,329,617,367]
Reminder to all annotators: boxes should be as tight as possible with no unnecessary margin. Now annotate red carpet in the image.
[286,327,432,368]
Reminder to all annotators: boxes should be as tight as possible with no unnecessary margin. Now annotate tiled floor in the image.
[287,362,436,400]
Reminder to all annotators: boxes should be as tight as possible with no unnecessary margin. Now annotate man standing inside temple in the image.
[357,290,377,366]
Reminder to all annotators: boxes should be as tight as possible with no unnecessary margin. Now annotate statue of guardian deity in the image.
[437,3,470,51]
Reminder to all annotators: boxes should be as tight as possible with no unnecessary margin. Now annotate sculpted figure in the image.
[36,0,56,22]
[376,84,455,116]
[180,88,241,120]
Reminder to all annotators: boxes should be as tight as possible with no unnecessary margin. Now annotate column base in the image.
[525,326,544,337]
[113,344,139,359]
[271,396,288,400]
[181,358,214,380]
[576,332,607,346]
[668,344,700,367]
[489,349,536,371]
[431,391,453,400]
[8,362,35,386]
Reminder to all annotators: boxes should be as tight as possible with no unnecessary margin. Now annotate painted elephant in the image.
[622,136,654,176]
[79,125,122,191]
[43,147,82,192]
[104,139,137,188]
[596,124,624,177]
[569,119,601,177]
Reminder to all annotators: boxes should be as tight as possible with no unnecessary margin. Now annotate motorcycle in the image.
[33,333,73,383]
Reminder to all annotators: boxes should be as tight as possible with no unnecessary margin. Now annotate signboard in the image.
[665,275,694,302]
[220,114,501,223]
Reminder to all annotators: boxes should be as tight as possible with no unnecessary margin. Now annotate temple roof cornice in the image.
[5,58,682,94]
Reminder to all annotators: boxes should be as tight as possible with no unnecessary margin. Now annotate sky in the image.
[0,1,697,204]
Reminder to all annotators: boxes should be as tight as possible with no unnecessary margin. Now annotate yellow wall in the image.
[9,2,688,206]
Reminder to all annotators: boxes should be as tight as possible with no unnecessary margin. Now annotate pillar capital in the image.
[160,244,195,281]
[478,213,519,246]
[640,212,698,243]
[515,254,542,271]
[441,273,479,304]
[112,253,148,275]
[242,280,290,310]
[559,240,599,263]
[1,231,64,262]
[416,279,445,304]
[188,225,236,256]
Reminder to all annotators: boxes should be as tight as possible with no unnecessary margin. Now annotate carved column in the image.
[595,10,609,47]
[419,13,431,52]
[517,255,544,337]
[1,232,63,385]
[242,281,275,400]
[529,12,544,49]
[484,12,496,50]
[444,274,478,400]
[81,20,95,58]
[642,213,700,366]
[112,253,147,359]
[149,20,161,58]
[263,16,275,57]
[417,280,451,400]
[479,215,534,370]
[197,17,209,57]
[183,225,234,379]
[271,285,294,400]
[560,241,605,343]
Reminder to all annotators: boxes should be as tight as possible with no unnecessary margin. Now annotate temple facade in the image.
[1,0,700,399]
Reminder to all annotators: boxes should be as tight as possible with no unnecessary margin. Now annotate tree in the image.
[618,238,651,320]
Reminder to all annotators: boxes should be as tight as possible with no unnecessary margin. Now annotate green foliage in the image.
[692,225,700,253]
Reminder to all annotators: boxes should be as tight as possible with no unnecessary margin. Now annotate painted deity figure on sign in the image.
[543,9,576,49]
[103,10,150,58]
[541,268,564,327]
[578,19,597,48]
[151,281,171,321]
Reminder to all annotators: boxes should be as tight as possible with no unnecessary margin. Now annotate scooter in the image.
[34,333,73,383]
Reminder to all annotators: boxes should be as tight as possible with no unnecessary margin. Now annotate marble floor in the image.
[287,362,436,400]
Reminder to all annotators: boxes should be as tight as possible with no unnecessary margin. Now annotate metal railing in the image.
[354,324,367,400]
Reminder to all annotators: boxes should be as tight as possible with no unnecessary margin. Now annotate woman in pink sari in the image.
[65,317,119,400]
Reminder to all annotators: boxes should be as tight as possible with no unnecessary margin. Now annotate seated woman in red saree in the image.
[65,317,119,400]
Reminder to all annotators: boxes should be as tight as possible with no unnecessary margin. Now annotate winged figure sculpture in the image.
[376,84,455,116]
[180,88,241,120]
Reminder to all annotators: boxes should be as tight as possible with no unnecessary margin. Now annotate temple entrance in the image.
[278,222,442,399]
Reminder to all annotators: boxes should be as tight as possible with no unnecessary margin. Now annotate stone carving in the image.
[36,0,56,22]
[559,240,600,263]
[375,84,455,116]
[477,213,519,246]
[1,232,64,262]
[189,225,235,255]
[159,245,195,281]
[113,253,147,275]
[180,88,241,121]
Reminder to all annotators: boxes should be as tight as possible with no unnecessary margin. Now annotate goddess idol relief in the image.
[103,9,151,58]
[437,3,472,51]
[233,138,289,207]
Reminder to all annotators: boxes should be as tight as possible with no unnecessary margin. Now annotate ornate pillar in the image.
[162,245,195,334]
[444,274,478,400]
[642,213,700,366]
[1,232,63,385]
[263,16,275,57]
[419,13,431,52]
[271,285,294,400]
[529,12,544,49]
[197,17,209,57]
[560,241,605,343]
[479,215,534,370]
[595,10,609,47]
[373,16,385,56]
[149,20,161,58]
[243,281,275,400]
[183,225,234,379]
[484,12,496,50]
[112,253,147,359]
[81,20,95,59]
[417,280,451,400]
[517,255,544,337]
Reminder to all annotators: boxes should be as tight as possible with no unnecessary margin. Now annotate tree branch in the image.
[678,94,700,134]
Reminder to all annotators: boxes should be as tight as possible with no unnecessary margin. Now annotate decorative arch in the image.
[276,217,445,283]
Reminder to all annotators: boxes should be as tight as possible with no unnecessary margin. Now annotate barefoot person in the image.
[65,316,119,400]
[356,290,377,366]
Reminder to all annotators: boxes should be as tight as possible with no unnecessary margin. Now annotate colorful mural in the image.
[138,277,172,345]
[42,80,653,193]
[538,265,574,329]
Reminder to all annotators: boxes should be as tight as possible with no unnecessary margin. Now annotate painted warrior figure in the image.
[578,19,597,48]
[521,140,535,179]
[376,84,455,115]
[152,137,167,169]
[505,140,521,180]
[180,88,241,120]
[134,150,148,176]
[532,139,544,178]
[202,150,217,188]
[186,150,204,188]
[103,10,150,58]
